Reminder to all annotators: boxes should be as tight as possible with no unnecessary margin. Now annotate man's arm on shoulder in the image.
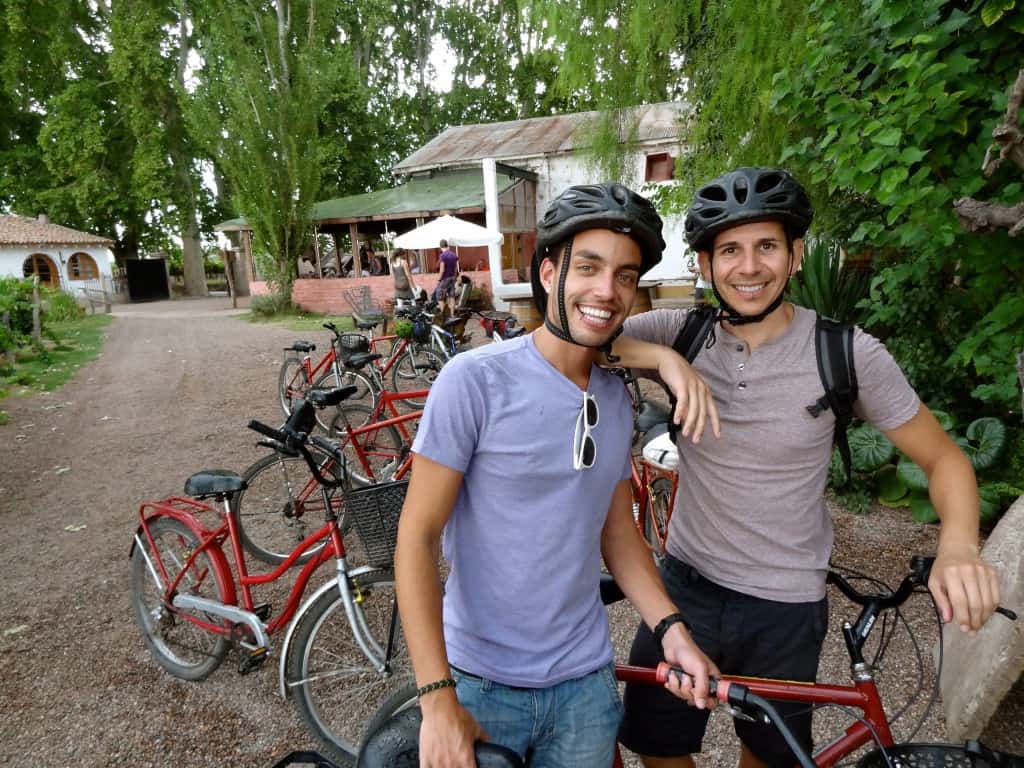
[600,479,719,709]
[602,333,721,442]
[395,454,486,767]
[884,405,1001,633]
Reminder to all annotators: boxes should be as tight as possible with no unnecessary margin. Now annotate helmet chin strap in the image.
[542,238,622,356]
[709,252,792,326]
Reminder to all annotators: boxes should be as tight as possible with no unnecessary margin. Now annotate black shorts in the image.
[618,555,828,767]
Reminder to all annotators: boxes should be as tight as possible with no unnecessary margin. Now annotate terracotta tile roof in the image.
[0,215,114,247]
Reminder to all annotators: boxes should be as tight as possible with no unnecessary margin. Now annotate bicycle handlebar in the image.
[246,417,346,491]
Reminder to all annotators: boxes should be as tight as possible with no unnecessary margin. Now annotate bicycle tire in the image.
[129,516,231,680]
[329,403,404,485]
[390,346,443,409]
[279,358,310,418]
[362,680,418,747]
[232,446,350,566]
[644,477,673,563]
[284,570,413,767]
[314,369,377,430]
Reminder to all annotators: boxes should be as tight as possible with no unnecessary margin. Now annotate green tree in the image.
[187,0,346,302]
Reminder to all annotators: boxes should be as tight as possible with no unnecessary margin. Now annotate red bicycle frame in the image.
[135,494,350,638]
[613,664,893,768]
[333,387,427,482]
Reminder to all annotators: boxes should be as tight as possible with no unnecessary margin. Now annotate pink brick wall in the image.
[250,269,521,315]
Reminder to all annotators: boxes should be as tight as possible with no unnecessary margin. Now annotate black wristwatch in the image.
[653,612,688,645]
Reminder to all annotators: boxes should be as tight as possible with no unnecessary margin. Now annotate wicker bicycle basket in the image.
[336,332,370,362]
[345,479,409,568]
[856,743,1022,768]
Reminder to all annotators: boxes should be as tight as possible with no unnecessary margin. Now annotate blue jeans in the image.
[452,663,623,768]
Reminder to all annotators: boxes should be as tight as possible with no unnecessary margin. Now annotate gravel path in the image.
[0,297,1016,767]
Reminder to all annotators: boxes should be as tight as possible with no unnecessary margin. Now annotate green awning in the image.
[312,170,518,222]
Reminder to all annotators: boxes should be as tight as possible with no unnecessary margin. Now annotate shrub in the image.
[250,293,290,316]
[44,290,84,322]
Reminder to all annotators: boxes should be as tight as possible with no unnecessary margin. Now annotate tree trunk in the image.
[180,211,208,297]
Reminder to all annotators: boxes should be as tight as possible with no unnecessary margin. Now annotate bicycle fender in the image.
[129,513,237,608]
[276,569,380,700]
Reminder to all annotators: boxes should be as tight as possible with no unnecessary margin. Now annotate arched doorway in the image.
[22,253,58,288]
[68,252,99,281]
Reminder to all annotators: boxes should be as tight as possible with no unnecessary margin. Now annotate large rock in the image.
[939,495,1024,741]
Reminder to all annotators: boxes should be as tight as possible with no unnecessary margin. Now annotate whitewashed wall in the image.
[0,245,115,288]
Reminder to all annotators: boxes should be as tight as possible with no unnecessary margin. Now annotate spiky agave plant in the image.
[788,239,870,324]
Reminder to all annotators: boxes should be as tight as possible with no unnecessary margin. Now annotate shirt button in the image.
[736,344,744,352]
[737,381,747,390]
[737,362,745,371]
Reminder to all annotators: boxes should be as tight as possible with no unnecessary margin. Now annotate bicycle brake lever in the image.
[718,702,758,722]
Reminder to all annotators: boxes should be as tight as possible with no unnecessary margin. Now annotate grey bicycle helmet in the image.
[684,167,813,253]
[530,183,665,349]
[684,167,813,326]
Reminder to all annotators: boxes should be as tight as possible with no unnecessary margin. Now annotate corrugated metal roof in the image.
[312,169,518,223]
[393,101,690,174]
[0,215,113,246]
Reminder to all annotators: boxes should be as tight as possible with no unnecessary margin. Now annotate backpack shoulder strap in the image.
[671,304,718,363]
[663,305,718,442]
[807,315,858,482]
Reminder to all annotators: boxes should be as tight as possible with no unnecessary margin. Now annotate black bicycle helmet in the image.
[684,167,813,253]
[529,183,665,350]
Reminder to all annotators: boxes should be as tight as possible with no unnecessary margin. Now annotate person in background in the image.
[392,247,419,306]
[434,239,461,314]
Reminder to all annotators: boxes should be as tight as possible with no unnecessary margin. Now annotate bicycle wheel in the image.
[314,369,377,430]
[362,680,418,744]
[232,446,349,566]
[390,346,443,409]
[129,516,231,680]
[644,476,673,562]
[329,403,404,485]
[284,570,413,767]
[279,358,310,418]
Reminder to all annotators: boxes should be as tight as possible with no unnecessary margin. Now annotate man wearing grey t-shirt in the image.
[609,167,1001,768]
[395,184,720,768]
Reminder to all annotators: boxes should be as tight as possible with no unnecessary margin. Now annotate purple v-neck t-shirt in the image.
[412,334,632,687]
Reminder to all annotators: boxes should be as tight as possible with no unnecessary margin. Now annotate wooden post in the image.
[222,248,238,309]
[349,223,362,276]
[2,311,15,367]
[31,276,41,343]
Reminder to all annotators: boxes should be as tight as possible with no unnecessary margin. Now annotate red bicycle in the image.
[360,557,1019,767]
[130,387,412,767]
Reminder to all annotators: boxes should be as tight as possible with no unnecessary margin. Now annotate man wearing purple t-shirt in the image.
[435,239,461,314]
[606,167,1001,768]
[395,184,720,768]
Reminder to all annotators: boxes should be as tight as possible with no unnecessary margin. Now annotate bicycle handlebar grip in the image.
[655,663,724,698]
[248,419,287,443]
[310,435,339,456]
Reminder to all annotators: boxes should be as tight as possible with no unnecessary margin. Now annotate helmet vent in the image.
[755,172,784,193]
[700,207,724,220]
[732,177,749,203]
[702,184,728,202]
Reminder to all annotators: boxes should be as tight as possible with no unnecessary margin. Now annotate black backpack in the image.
[668,305,859,482]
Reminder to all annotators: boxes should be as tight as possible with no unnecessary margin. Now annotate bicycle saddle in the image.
[344,352,383,368]
[286,341,315,353]
[635,399,672,433]
[357,706,524,768]
[356,320,379,330]
[308,385,357,408]
[184,469,246,498]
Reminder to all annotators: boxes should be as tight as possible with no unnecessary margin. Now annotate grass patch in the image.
[243,309,356,333]
[0,314,112,399]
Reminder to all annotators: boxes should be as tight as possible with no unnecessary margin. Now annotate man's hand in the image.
[655,348,720,443]
[660,622,720,710]
[929,544,1001,634]
[419,690,488,768]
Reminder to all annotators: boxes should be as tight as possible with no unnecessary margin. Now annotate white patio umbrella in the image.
[393,215,504,250]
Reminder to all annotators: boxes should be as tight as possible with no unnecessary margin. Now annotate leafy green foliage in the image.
[772,0,1024,419]
[842,409,1014,524]
[788,240,871,324]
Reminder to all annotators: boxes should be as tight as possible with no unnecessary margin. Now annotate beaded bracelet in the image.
[416,677,457,699]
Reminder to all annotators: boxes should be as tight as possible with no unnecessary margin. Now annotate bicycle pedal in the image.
[253,603,272,622]
[238,647,269,675]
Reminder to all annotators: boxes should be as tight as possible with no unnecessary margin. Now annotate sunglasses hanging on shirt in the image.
[573,392,599,471]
